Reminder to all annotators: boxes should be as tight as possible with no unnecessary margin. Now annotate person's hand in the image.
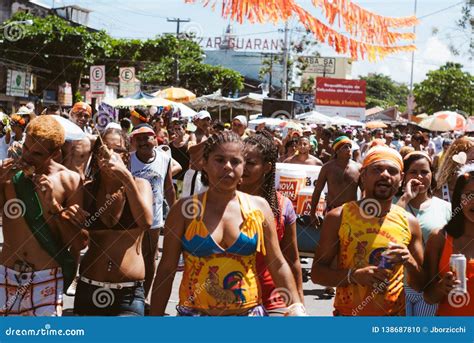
[60,204,90,228]
[98,151,130,183]
[384,242,413,266]
[438,271,461,296]
[352,266,391,287]
[33,174,56,212]
[403,179,423,201]
[310,212,321,227]
[0,159,17,183]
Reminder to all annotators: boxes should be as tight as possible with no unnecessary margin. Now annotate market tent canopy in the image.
[187,91,264,112]
[248,117,286,130]
[103,91,175,108]
[296,110,332,124]
[329,116,365,127]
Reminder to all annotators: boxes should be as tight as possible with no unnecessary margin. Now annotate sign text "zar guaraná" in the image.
[198,37,284,51]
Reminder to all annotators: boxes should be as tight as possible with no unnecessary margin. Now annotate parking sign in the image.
[119,67,136,96]
[90,65,106,97]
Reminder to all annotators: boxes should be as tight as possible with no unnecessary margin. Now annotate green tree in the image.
[1,13,243,97]
[414,62,473,115]
[360,73,409,111]
[1,12,114,95]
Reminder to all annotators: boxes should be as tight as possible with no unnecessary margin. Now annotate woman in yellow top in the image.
[151,131,305,316]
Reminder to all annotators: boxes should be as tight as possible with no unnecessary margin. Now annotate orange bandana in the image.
[71,102,92,116]
[363,146,403,171]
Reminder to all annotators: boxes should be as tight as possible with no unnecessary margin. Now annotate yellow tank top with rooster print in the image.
[179,191,266,312]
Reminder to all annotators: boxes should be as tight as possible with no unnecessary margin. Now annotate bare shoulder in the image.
[309,155,323,166]
[404,211,420,230]
[322,159,335,170]
[58,168,81,187]
[134,177,152,191]
[349,160,362,170]
[241,192,272,213]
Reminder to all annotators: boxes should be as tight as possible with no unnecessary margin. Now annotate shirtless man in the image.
[61,102,96,180]
[0,116,84,316]
[310,136,361,227]
[284,136,322,166]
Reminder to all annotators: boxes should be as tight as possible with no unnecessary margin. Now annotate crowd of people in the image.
[0,101,472,317]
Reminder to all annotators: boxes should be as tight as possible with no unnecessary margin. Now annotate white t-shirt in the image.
[0,135,9,160]
[130,147,170,229]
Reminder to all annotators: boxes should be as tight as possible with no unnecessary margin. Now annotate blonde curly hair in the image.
[26,115,65,151]
[435,136,474,191]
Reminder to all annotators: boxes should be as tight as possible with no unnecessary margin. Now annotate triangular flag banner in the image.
[185,0,417,61]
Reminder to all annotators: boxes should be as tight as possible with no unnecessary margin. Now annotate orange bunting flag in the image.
[185,0,417,61]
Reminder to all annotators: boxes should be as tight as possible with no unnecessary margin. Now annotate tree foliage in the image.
[359,73,409,111]
[1,12,243,97]
[414,62,473,115]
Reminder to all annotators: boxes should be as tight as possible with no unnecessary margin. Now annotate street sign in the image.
[90,65,106,97]
[119,67,136,96]
[6,69,31,97]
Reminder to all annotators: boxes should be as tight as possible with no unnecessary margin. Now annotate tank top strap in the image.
[196,191,207,220]
[237,192,266,255]
[184,192,209,241]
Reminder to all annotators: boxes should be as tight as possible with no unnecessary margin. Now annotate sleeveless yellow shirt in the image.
[334,201,411,316]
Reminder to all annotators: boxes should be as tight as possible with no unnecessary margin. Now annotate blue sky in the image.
[40,0,472,84]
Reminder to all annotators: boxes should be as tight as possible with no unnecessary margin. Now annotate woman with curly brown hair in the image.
[435,136,474,202]
[240,131,304,315]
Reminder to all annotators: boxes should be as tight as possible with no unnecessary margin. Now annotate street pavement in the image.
[0,228,335,316]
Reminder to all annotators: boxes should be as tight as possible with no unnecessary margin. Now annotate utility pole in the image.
[167,17,190,86]
[408,0,417,117]
[266,53,274,97]
[281,21,289,100]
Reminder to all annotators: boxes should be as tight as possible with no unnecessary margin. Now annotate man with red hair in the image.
[0,115,85,316]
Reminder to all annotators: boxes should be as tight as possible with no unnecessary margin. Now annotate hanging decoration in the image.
[185,0,418,61]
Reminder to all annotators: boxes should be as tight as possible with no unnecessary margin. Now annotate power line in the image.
[418,1,464,19]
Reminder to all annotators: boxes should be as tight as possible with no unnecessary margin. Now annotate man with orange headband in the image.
[70,102,92,132]
[310,136,361,227]
[312,145,424,316]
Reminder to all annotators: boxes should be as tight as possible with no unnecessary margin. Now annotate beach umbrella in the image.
[418,111,466,132]
[153,87,196,103]
[366,121,388,129]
